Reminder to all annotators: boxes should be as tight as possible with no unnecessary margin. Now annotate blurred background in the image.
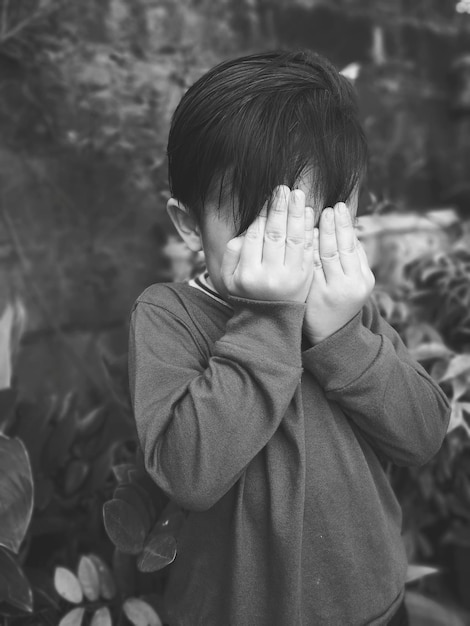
[1,1,470,625]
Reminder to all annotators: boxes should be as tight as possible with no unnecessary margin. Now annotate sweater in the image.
[127,273,450,626]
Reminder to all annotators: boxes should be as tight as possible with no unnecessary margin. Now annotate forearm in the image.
[302,302,451,466]
[130,296,305,511]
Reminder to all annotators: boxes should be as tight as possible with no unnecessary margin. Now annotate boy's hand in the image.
[221,186,315,303]
[303,202,375,345]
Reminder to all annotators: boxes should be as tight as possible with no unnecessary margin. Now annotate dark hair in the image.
[167,49,368,237]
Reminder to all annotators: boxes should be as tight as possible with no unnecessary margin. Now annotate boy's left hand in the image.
[303,202,375,345]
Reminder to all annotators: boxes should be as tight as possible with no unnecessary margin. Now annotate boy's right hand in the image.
[221,186,315,303]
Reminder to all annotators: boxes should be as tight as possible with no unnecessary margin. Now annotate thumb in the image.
[221,236,243,286]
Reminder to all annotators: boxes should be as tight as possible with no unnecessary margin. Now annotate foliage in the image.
[405,244,470,352]
[372,234,470,611]
[0,303,171,625]
[103,463,185,572]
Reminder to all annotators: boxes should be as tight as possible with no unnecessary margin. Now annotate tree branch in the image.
[0,1,58,46]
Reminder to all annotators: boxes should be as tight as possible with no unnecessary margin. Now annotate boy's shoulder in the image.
[136,281,188,305]
[133,281,196,315]
[133,280,230,320]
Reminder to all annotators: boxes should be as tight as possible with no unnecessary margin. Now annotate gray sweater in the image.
[128,278,450,626]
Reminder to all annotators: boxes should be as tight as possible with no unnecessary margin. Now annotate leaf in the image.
[127,469,168,521]
[54,567,83,604]
[410,343,452,362]
[90,606,112,626]
[113,485,151,534]
[406,564,440,584]
[122,597,162,626]
[103,499,147,554]
[447,403,470,436]
[137,532,176,573]
[87,554,116,600]
[0,547,33,612]
[0,435,34,553]
[59,607,85,626]
[76,406,107,439]
[451,375,470,401]
[112,463,135,484]
[64,460,90,495]
[26,566,61,610]
[440,354,470,382]
[77,556,100,601]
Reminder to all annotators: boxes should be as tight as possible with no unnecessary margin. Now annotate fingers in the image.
[319,203,362,282]
[334,203,361,276]
[312,227,326,287]
[221,236,244,283]
[284,190,307,268]
[239,201,268,269]
[262,185,290,266]
[303,206,315,270]
[318,207,342,281]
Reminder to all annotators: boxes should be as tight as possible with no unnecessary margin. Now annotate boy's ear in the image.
[166,198,202,252]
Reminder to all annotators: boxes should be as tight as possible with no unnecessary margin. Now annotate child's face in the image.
[200,182,359,300]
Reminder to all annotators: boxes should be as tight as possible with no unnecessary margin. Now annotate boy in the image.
[128,50,450,625]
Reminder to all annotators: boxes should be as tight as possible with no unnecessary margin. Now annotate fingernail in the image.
[336,202,348,214]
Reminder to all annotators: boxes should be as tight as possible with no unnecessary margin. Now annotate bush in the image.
[0,301,169,625]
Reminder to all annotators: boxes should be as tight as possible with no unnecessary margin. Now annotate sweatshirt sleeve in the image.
[301,298,451,467]
[128,292,305,512]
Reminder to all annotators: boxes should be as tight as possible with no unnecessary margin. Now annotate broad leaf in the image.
[410,342,452,362]
[451,375,470,401]
[123,597,162,626]
[137,532,176,573]
[90,606,112,626]
[112,463,135,484]
[64,460,90,495]
[0,547,33,613]
[103,499,147,554]
[88,554,116,600]
[406,564,439,584]
[447,403,470,435]
[54,567,83,604]
[113,485,151,534]
[59,607,85,626]
[0,435,34,553]
[76,406,107,439]
[77,556,100,601]
[440,354,470,382]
